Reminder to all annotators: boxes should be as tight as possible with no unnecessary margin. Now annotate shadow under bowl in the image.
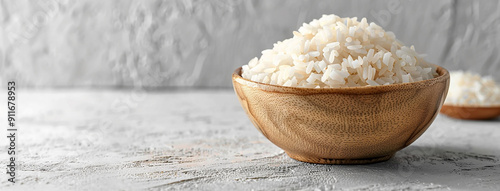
[232,65,450,164]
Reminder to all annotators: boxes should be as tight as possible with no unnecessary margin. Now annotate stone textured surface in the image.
[1,90,499,190]
[0,0,499,88]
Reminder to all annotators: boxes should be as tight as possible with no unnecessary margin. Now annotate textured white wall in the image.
[0,0,498,88]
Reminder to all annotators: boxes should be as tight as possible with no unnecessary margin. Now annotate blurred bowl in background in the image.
[232,65,449,164]
[440,105,500,120]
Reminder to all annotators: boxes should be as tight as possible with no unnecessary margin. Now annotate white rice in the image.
[444,71,500,106]
[241,14,438,88]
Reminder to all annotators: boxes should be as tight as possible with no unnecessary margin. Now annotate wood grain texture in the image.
[232,66,450,164]
[440,105,500,120]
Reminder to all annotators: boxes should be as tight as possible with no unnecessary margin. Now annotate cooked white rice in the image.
[444,71,500,106]
[241,14,437,88]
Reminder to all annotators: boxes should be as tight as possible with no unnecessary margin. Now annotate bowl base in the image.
[285,152,394,165]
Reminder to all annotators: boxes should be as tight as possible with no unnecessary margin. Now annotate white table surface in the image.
[1,89,499,190]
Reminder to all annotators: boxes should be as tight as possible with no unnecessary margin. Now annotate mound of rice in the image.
[241,14,437,88]
[444,71,500,106]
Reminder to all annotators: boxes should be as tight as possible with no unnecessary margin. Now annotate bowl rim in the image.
[233,64,449,94]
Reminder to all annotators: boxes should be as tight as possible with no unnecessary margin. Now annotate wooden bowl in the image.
[440,105,500,120]
[232,65,450,164]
